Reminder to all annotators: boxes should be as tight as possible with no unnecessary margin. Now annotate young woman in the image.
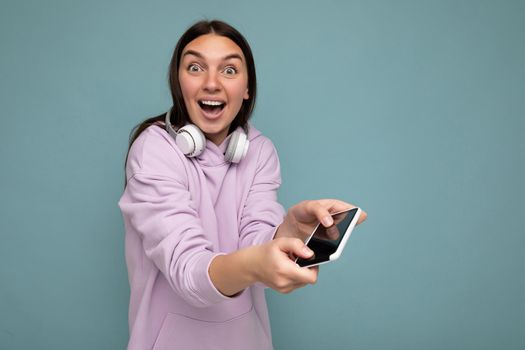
[119,20,366,350]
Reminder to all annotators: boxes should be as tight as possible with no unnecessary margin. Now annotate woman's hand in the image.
[210,237,318,296]
[250,237,319,294]
[209,199,367,296]
[274,199,368,242]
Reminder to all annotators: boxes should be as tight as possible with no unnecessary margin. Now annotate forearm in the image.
[208,246,259,297]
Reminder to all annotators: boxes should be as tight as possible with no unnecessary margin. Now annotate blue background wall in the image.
[1,0,524,349]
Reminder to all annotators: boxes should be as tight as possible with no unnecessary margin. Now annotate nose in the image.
[203,70,221,93]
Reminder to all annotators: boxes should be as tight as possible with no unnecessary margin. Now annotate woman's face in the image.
[179,33,249,145]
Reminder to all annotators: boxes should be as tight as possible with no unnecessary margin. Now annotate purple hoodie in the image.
[118,124,285,350]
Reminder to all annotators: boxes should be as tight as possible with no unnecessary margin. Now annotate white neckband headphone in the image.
[164,109,250,163]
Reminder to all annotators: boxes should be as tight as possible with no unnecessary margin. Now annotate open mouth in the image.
[198,100,226,115]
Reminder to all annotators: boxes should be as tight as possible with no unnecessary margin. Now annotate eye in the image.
[188,64,202,73]
[223,66,237,75]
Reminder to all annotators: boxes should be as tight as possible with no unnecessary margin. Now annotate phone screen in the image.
[296,208,359,267]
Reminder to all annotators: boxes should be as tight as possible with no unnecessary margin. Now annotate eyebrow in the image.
[182,50,244,62]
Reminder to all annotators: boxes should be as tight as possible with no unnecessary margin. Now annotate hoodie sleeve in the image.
[238,138,286,249]
[118,127,232,307]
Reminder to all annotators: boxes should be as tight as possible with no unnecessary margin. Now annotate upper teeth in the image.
[201,100,223,106]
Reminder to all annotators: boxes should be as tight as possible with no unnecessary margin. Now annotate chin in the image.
[192,116,229,132]
[192,121,227,140]
[194,121,222,133]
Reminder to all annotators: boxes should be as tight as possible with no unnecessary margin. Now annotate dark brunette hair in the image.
[126,19,257,155]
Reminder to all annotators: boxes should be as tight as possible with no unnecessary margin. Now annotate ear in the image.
[243,88,249,100]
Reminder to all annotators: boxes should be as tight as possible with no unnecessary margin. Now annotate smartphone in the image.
[296,207,362,268]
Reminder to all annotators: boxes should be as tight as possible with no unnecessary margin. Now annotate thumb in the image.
[304,201,335,227]
[276,237,314,259]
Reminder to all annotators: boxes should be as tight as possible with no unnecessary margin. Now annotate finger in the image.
[319,199,354,214]
[276,237,314,260]
[305,201,336,227]
[311,199,359,227]
[292,264,318,284]
[325,225,340,240]
[357,209,368,225]
[319,199,368,226]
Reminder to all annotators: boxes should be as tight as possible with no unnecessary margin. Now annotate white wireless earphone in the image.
[164,109,249,163]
